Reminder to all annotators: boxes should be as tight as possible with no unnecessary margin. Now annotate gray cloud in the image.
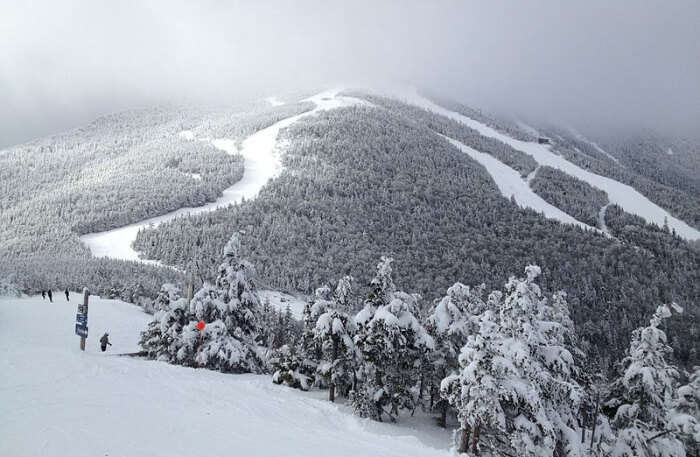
[1,0,698,147]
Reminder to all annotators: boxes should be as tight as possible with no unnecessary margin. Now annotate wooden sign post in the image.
[75,288,89,351]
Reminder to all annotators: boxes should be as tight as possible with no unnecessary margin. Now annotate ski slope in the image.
[442,135,595,231]
[403,91,700,241]
[0,294,450,457]
[80,89,361,263]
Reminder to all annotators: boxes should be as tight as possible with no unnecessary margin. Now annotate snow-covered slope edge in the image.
[79,90,362,263]
[400,90,700,241]
[0,294,449,457]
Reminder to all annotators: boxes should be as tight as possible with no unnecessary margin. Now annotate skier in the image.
[65,288,69,301]
[47,289,53,303]
[41,290,46,300]
[100,333,112,352]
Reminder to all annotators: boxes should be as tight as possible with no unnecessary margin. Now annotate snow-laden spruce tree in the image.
[140,284,190,361]
[608,303,688,457]
[669,366,700,456]
[272,285,334,390]
[314,275,356,402]
[352,257,434,421]
[140,233,264,373]
[442,265,584,456]
[426,282,486,426]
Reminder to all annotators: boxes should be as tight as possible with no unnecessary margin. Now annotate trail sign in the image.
[75,323,88,338]
[77,289,89,350]
[76,313,88,326]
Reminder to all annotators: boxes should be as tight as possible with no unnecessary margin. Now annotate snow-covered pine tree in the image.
[352,257,434,421]
[272,286,333,391]
[442,266,585,456]
[669,366,700,456]
[270,344,312,391]
[426,282,485,426]
[140,233,264,373]
[441,298,506,454]
[608,303,687,457]
[314,276,356,402]
[139,284,190,362]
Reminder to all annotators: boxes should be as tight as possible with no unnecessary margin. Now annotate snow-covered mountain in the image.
[2,86,699,457]
[1,87,698,366]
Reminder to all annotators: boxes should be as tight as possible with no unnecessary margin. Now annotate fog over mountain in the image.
[1,0,698,148]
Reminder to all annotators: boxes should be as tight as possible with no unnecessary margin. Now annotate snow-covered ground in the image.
[403,91,700,241]
[80,89,362,263]
[443,136,595,231]
[258,289,308,319]
[0,294,450,457]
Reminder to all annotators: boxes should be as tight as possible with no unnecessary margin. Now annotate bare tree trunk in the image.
[590,392,600,451]
[329,337,338,402]
[457,425,471,454]
[438,402,447,428]
[472,422,481,455]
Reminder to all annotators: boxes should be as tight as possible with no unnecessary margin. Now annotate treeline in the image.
[0,256,183,307]
[135,105,700,370]
[531,165,609,227]
[142,236,700,456]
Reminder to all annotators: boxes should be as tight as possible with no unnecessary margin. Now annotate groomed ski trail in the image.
[0,294,450,457]
[402,90,700,241]
[79,90,361,263]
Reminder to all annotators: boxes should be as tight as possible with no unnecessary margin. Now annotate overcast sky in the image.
[1,0,698,148]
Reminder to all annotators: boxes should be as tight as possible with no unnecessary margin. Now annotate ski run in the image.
[402,90,700,241]
[0,293,450,457]
[79,90,361,264]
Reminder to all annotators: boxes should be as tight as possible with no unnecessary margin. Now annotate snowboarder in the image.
[65,288,69,301]
[100,333,112,352]
[41,290,46,300]
[47,289,53,303]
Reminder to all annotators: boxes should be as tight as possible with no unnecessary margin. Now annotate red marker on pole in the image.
[197,321,205,348]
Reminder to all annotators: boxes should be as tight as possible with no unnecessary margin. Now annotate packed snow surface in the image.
[404,90,700,241]
[0,294,450,457]
[443,135,594,231]
[258,289,307,319]
[80,89,361,262]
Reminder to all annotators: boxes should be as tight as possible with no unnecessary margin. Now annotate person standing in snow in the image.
[65,288,69,301]
[41,290,46,300]
[100,333,112,352]
[47,289,53,303]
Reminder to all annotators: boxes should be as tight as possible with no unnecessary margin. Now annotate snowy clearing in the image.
[258,289,308,319]
[442,135,595,231]
[0,294,450,457]
[80,89,362,263]
[404,91,700,241]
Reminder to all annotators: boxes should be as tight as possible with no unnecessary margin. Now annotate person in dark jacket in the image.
[47,289,52,303]
[41,290,46,300]
[100,333,112,352]
[65,288,69,301]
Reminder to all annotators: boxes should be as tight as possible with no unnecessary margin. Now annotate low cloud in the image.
[1,0,698,147]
